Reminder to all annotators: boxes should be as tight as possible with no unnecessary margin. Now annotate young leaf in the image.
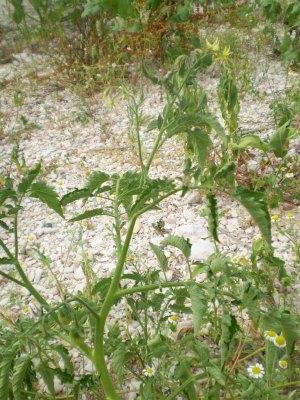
[69,208,112,222]
[51,344,73,374]
[232,135,269,152]
[206,193,219,242]
[0,351,15,400]
[61,189,91,206]
[36,362,55,395]
[150,243,168,271]
[161,235,191,259]
[268,123,290,157]
[18,163,41,194]
[12,355,32,400]
[30,182,64,217]
[0,258,15,265]
[142,64,161,85]
[234,188,271,246]
[85,171,110,192]
[189,284,206,335]
[112,342,126,385]
[214,162,236,180]
[219,309,239,368]
[186,129,212,168]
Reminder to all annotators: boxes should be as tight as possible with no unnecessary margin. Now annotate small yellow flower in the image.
[279,360,287,369]
[215,46,231,62]
[231,256,239,263]
[273,335,286,348]
[23,307,29,314]
[271,215,279,222]
[97,196,103,201]
[206,38,220,53]
[57,180,63,186]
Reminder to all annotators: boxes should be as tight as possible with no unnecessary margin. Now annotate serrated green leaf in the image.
[69,208,112,222]
[0,257,15,265]
[234,188,271,246]
[0,351,15,400]
[150,243,168,271]
[85,171,110,192]
[0,220,10,231]
[142,63,161,85]
[36,362,55,395]
[12,355,32,400]
[161,235,191,259]
[206,193,219,242]
[18,163,41,194]
[189,284,206,335]
[207,365,225,386]
[112,342,126,385]
[92,277,112,298]
[187,129,212,168]
[61,189,91,206]
[219,309,239,367]
[214,162,236,179]
[30,182,64,217]
[51,345,73,374]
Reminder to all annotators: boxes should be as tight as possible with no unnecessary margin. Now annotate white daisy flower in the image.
[279,360,287,369]
[286,213,295,219]
[264,330,278,342]
[143,366,155,377]
[271,215,280,222]
[168,315,178,325]
[247,363,264,379]
[285,173,294,178]
[28,234,36,242]
[273,335,286,348]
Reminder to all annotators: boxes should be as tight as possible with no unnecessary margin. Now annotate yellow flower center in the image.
[146,368,153,374]
[266,330,277,337]
[170,315,177,322]
[271,215,279,221]
[275,336,286,346]
[287,213,294,219]
[280,360,287,368]
[252,367,261,374]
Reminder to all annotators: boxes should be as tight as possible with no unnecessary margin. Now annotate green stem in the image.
[166,373,206,400]
[114,179,122,253]
[237,346,265,363]
[271,380,300,390]
[116,281,188,298]
[94,216,138,400]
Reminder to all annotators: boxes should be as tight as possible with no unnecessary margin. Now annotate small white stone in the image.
[133,219,142,234]
[34,268,43,284]
[191,239,215,261]
[159,270,173,281]
[74,268,85,280]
